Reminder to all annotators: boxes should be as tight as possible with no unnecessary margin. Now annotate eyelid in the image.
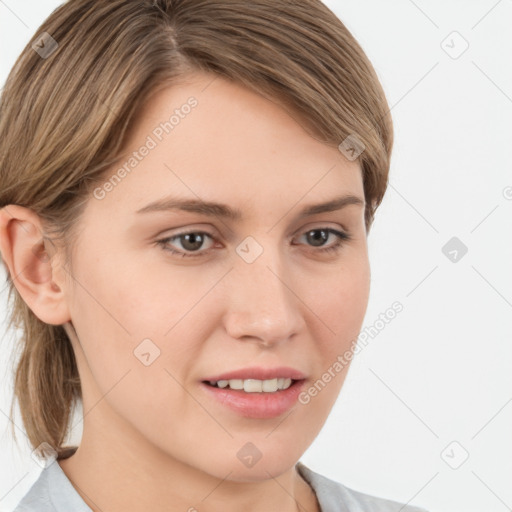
[291,221,350,238]
[158,222,346,245]
[157,220,347,241]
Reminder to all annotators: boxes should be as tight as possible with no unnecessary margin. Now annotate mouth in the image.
[199,368,307,419]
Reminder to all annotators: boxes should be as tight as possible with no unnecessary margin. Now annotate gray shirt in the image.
[13,459,429,512]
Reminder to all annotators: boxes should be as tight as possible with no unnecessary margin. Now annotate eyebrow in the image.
[135,194,364,220]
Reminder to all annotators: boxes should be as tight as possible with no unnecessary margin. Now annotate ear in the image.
[0,204,72,325]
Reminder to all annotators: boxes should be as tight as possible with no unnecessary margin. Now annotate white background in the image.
[1,1,511,511]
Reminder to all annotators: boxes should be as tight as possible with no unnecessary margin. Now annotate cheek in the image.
[66,254,192,391]
[309,256,371,347]
[67,247,226,404]
[299,256,370,408]
[67,260,198,441]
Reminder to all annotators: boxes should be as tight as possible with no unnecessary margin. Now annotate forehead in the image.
[90,71,364,221]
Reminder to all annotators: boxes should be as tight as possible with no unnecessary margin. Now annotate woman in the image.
[0,1,428,511]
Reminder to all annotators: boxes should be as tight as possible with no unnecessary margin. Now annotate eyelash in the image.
[156,227,352,259]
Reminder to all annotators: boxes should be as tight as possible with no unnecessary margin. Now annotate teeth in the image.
[228,379,244,390]
[244,379,262,392]
[262,378,278,392]
[209,378,294,392]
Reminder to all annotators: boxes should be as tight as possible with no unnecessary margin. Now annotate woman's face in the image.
[60,70,370,480]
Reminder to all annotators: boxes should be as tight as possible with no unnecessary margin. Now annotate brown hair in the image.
[0,0,393,460]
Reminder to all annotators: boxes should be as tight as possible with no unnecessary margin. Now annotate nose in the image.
[222,245,305,347]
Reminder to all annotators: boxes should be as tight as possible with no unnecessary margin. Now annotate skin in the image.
[0,70,371,512]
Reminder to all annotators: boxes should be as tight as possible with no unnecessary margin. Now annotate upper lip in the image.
[202,366,306,382]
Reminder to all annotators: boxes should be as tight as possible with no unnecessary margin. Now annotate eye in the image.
[156,227,352,258]
[156,231,216,258]
[294,228,352,254]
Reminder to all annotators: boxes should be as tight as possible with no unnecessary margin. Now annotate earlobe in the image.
[0,204,71,326]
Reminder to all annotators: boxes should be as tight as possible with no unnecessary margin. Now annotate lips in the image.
[202,366,306,382]
[200,366,307,419]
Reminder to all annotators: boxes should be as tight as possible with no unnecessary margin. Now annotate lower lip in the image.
[200,380,306,419]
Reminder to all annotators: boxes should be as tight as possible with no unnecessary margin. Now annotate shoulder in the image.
[12,460,91,512]
[12,465,53,512]
[296,462,430,512]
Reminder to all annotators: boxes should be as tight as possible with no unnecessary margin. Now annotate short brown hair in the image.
[0,0,393,459]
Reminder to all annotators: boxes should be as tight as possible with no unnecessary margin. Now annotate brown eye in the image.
[296,228,351,254]
[157,231,216,258]
[305,229,330,247]
[157,227,352,259]
[179,233,206,251]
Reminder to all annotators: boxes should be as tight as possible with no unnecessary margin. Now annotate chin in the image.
[217,458,298,483]
[202,440,302,482]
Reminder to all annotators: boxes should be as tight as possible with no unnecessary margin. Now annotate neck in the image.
[58,411,319,512]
